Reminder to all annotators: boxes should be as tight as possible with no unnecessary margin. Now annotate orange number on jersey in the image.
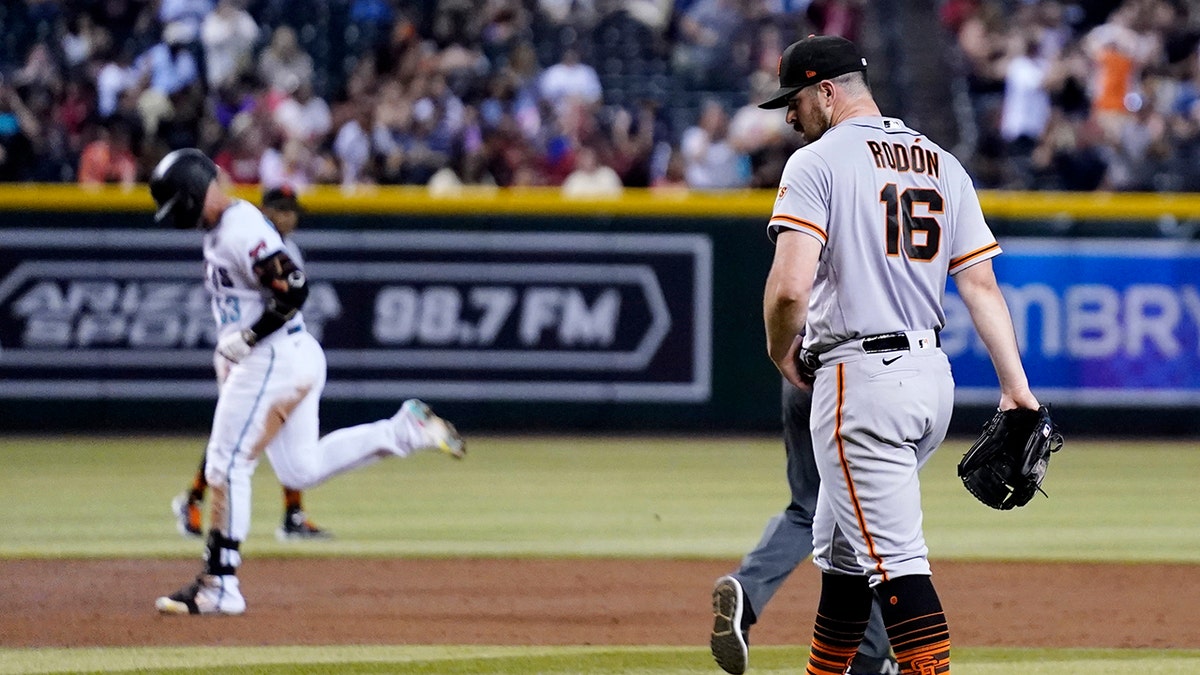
[880,183,943,261]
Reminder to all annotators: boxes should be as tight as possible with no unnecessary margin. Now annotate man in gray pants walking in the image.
[710,381,898,675]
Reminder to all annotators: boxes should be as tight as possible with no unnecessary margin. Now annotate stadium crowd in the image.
[5,0,1200,195]
[947,0,1200,192]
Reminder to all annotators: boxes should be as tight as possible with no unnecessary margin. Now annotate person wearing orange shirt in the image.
[77,122,137,186]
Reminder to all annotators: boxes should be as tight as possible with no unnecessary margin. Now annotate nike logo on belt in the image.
[882,355,903,365]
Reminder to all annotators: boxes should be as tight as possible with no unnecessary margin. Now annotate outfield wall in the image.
[1,186,1197,435]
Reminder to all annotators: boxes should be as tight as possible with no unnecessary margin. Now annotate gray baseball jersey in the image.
[767,116,998,586]
[768,116,999,351]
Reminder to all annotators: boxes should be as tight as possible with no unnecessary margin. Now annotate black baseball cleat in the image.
[711,575,750,674]
[275,509,333,541]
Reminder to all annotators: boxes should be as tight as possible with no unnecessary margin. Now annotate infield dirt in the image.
[1,558,1194,649]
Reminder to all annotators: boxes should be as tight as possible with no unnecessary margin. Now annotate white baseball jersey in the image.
[198,199,439,554]
[768,116,999,351]
[202,199,305,342]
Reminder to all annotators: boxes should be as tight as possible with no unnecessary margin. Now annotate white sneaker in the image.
[155,574,246,615]
[394,399,466,459]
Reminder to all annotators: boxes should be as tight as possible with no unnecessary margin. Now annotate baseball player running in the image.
[759,36,1040,674]
[711,382,896,675]
[171,186,333,541]
[150,149,466,616]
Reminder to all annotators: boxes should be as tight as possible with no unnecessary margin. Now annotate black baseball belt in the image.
[860,330,941,353]
[800,329,941,370]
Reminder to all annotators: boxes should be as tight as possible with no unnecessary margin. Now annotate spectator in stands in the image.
[59,13,105,70]
[538,0,599,28]
[350,0,396,49]
[561,144,623,197]
[806,0,866,42]
[999,35,1053,188]
[86,0,154,55]
[480,0,527,66]
[212,74,261,130]
[274,78,333,144]
[401,96,454,185]
[1105,75,1172,191]
[213,117,266,184]
[1082,1,1159,142]
[1028,0,1072,61]
[373,15,422,80]
[622,0,673,34]
[136,21,201,136]
[952,0,1010,131]
[333,101,374,188]
[651,146,689,192]
[0,82,40,181]
[11,43,63,96]
[506,39,542,91]
[539,46,603,117]
[1031,113,1111,191]
[728,76,797,188]
[372,80,416,184]
[96,44,143,119]
[258,26,315,96]
[77,121,138,187]
[673,0,745,88]
[1043,38,1092,122]
[260,137,316,191]
[158,0,214,36]
[680,98,748,189]
[9,0,1200,195]
[427,119,497,195]
[55,79,94,155]
[200,0,259,89]
[606,102,659,187]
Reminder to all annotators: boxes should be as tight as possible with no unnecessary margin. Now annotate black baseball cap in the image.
[758,35,868,110]
[261,185,302,212]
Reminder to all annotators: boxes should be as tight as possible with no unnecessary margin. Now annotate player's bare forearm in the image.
[953,260,1039,410]
[764,289,804,366]
[764,231,821,385]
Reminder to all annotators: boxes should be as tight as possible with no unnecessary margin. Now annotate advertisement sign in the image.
[0,229,712,403]
[944,239,1200,406]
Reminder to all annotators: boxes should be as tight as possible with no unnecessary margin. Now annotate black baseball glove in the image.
[957,405,1064,510]
[793,347,820,387]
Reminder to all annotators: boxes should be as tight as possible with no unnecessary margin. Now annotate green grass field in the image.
[1,434,1198,673]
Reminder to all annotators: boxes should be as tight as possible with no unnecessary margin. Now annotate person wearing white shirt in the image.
[561,146,623,197]
[333,105,373,187]
[680,99,749,189]
[273,80,333,143]
[201,0,259,88]
[999,38,1051,146]
[539,47,603,113]
[96,47,142,118]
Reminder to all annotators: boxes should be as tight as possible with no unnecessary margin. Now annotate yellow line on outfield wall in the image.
[0,184,1198,220]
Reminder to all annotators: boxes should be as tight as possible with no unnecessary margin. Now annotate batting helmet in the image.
[150,148,217,229]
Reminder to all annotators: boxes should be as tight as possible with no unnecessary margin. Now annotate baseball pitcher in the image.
[759,36,1041,675]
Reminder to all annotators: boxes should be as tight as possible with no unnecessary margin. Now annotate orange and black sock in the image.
[804,573,873,675]
[283,488,303,512]
[877,575,951,674]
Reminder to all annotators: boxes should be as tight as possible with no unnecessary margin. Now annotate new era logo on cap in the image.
[758,35,868,110]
